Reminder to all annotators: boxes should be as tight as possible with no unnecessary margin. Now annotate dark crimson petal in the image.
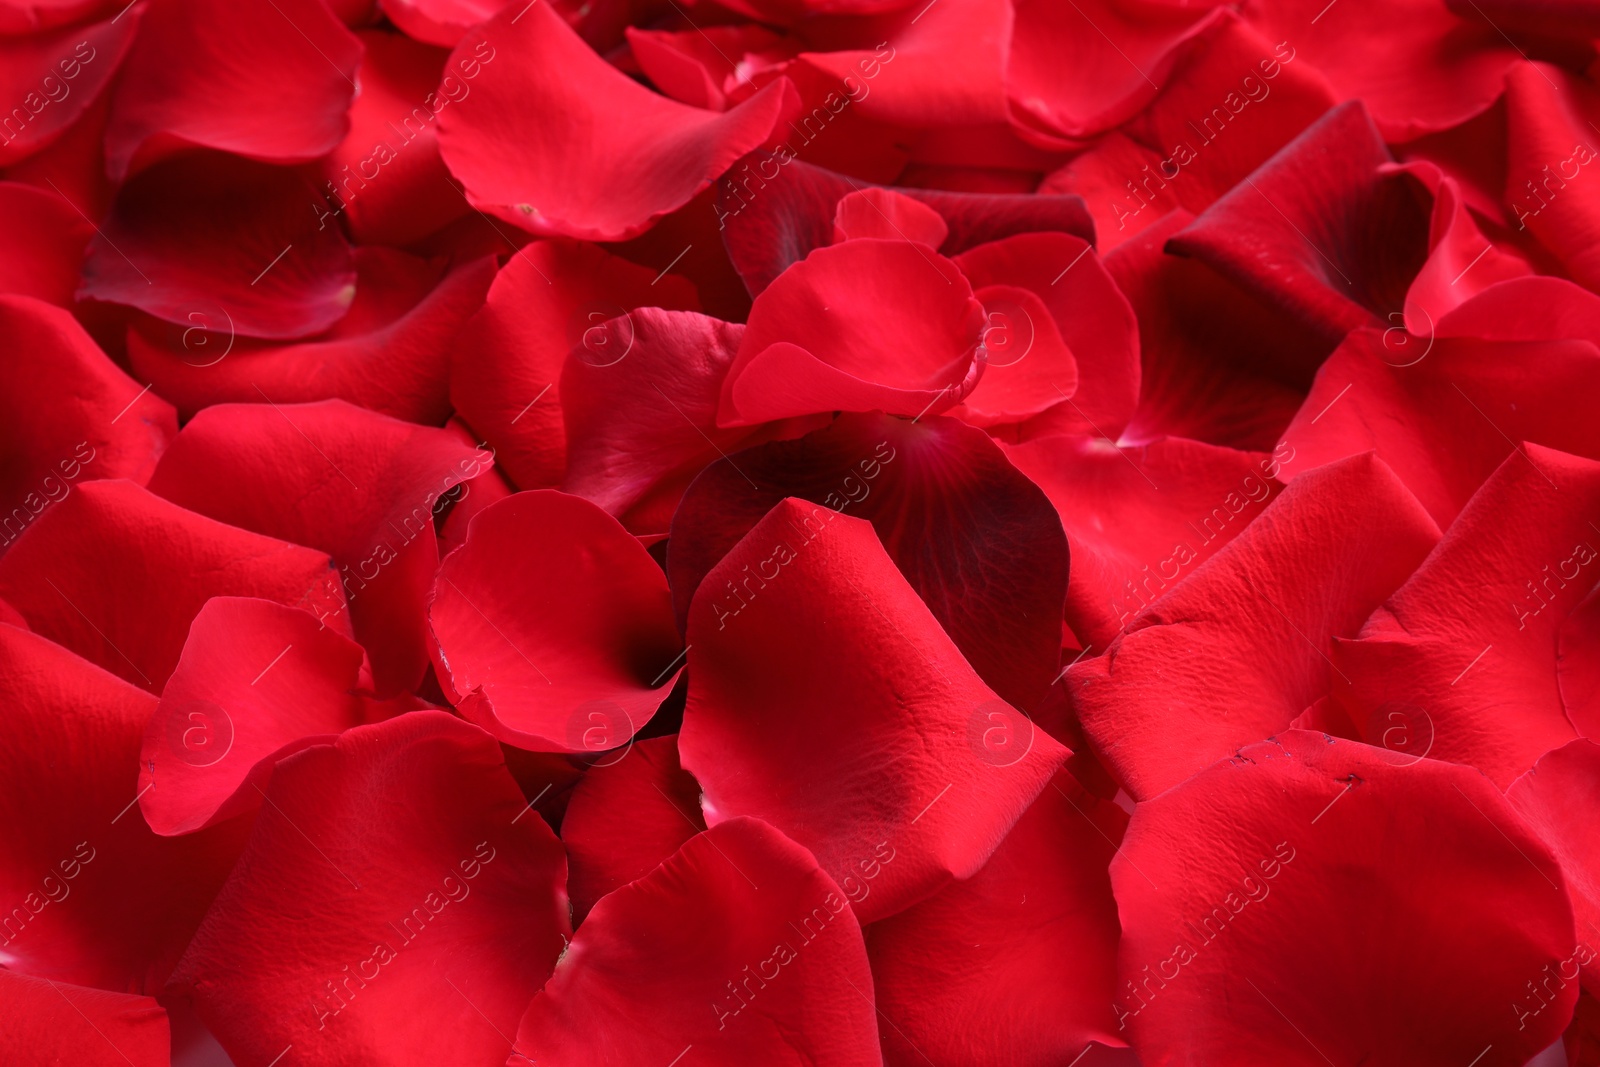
[1277,327,1600,527]
[1004,0,1226,143]
[669,412,1068,710]
[0,8,140,167]
[1448,0,1600,36]
[1041,16,1336,250]
[429,490,684,752]
[104,0,360,179]
[169,712,570,1067]
[449,240,699,491]
[1334,445,1600,788]
[716,0,917,21]
[719,239,985,425]
[1105,211,1311,446]
[1509,740,1600,995]
[0,970,168,1066]
[79,152,357,341]
[437,0,787,241]
[561,308,779,538]
[1068,453,1439,801]
[0,182,92,307]
[0,0,119,32]
[718,151,1094,297]
[147,399,490,694]
[1167,102,1431,344]
[560,734,703,923]
[0,295,175,551]
[513,817,880,1066]
[1115,731,1575,1064]
[127,249,493,424]
[137,598,379,836]
[0,625,248,992]
[867,770,1125,1065]
[0,480,345,692]
[952,232,1139,437]
[318,30,471,246]
[1505,62,1600,292]
[680,498,1068,922]
[1562,589,1600,735]
[1002,434,1285,651]
[380,0,506,46]
[1240,0,1517,139]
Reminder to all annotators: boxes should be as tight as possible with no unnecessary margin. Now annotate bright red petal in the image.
[1508,740,1600,996]
[0,8,140,166]
[0,970,168,1066]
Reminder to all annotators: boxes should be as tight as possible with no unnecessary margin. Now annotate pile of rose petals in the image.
[2,0,1600,1064]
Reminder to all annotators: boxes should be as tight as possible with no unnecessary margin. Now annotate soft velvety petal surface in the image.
[449,240,699,491]
[148,399,491,694]
[429,490,684,752]
[104,0,361,178]
[0,295,175,550]
[0,625,248,992]
[680,498,1068,922]
[1115,731,1575,1064]
[720,238,985,425]
[0,480,345,692]
[128,249,493,424]
[560,734,704,923]
[1504,62,1600,293]
[438,0,787,241]
[669,412,1069,711]
[169,711,571,1067]
[137,597,378,836]
[513,817,881,1066]
[0,9,140,167]
[80,151,357,340]
[0,970,168,1066]
[1068,453,1440,800]
[1003,434,1286,651]
[381,0,507,46]
[0,182,93,307]
[867,770,1126,1065]
[1509,740,1600,994]
[1334,445,1600,788]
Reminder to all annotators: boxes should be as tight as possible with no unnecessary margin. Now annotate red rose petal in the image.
[0,295,175,550]
[148,399,490,694]
[680,498,1068,922]
[1167,101,1431,344]
[952,232,1138,436]
[513,817,881,1066]
[1435,274,1600,342]
[718,151,1095,298]
[1508,739,1600,995]
[1334,445,1600,788]
[1396,163,1532,332]
[79,151,357,340]
[0,8,140,167]
[0,0,119,33]
[1068,453,1439,801]
[1505,61,1600,293]
[103,0,360,179]
[626,24,800,112]
[669,412,1069,711]
[0,480,345,692]
[0,182,93,307]
[867,770,1126,1065]
[138,597,375,836]
[560,734,704,923]
[380,0,506,46]
[1002,434,1286,651]
[720,238,985,425]
[0,625,248,992]
[437,0,787,241]
[0,970,168,1066]
[429,490,684,752]
[1114,730,1576,1064]
[831,186,949,245]
[1278,327,1600,527]
[127,248,493,424]
[449,239,700,491]
[1105,210,1311,447]
[1005,0,1226,143]
[1561,589,1600,735]
[169,711,571,1067]
[1240,0,1517,139]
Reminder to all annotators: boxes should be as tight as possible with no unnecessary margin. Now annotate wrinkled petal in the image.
[680,498,1067,922]
[429,490,684,752]
[1068,453,1439,800]
[513,817,881,1066]
[169,711,571,1067]
[1114,730,1576,1064]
